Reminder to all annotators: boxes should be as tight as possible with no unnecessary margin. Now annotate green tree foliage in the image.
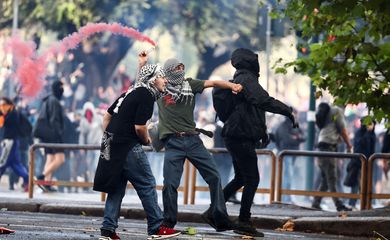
[153,0,261,79]
[275,0,390,125]
[1,0,150,96]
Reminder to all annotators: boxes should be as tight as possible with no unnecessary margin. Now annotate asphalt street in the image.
[0,211,368,240]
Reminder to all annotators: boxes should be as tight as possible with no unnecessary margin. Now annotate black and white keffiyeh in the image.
[113,64,165,113]
[163,58,194,104]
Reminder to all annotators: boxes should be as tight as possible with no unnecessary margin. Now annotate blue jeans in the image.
[0,139,28,185]
[101,144,163,235]
[162,135,230,228]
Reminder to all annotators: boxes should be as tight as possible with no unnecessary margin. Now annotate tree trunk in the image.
[75,35,132,97]
[196,46,231,80]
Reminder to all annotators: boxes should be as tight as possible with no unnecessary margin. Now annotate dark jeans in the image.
[312,144,344,208]
[101,144,163,235]
[223,138,259,222]
[162,135,230,228]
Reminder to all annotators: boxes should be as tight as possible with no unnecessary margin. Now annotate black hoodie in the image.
[222,48,293,142]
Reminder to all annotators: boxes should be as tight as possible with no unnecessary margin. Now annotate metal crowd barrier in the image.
[189,148,276,205]
[276,150,368,210]
[28,143,190,204]
[366,153,390,209]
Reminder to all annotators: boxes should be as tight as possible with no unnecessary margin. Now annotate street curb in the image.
[0,200,40,212]
[292,216,390,237]
[40,204,104,216]
[1,198,389,237]
[252,215,291,230]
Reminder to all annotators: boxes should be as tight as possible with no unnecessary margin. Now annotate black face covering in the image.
[52,80,64,100]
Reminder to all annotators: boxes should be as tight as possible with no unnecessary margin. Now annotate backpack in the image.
[315,102,331,129]
[18,112,32,138]
[212,80,235,122]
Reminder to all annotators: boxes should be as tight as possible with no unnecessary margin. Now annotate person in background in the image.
[344,117,376,209]
[0,97,29,192]
[8,99,32,191]
[35,80,66,192]
[273,108,305,203]
[79,101,103,181]
[312,102,352,211]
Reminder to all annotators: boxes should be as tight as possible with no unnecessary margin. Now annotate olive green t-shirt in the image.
[157,78,205,140]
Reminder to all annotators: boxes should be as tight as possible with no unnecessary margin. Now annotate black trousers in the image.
[223,138,259,221]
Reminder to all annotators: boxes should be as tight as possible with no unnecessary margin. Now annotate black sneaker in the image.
[201,209,217,230]
[311,203,322,210]
[227,195,241,205]
[201,209,235,232]
[34,175,47,192]
[233,220,264,237]
[44,185,58,193]
[336,205,352,212]
[99,229,120,240]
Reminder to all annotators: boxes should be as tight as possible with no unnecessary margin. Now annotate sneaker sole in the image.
[147,232,181,239]
[34,177,48,193]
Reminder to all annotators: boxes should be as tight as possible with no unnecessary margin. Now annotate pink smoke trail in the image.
[4,33,45,98]
[5,22,156,99]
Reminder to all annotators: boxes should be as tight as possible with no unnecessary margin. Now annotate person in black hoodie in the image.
[0,97,29,192]
[222,48,298,236]
[345,117,376,208]
[34,80,65,192]
[382,129,390,178]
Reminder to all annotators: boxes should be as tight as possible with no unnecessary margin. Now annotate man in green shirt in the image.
[158,58,243,232]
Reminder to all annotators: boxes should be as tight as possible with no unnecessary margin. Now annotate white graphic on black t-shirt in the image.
[100,131,113,161]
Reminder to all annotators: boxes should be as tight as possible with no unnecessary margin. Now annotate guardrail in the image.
[189,148,276,205]
[366,153,390,209]
[276,150,368,210]
[28,143,190,204]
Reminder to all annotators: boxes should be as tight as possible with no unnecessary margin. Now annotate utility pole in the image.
[8,0,19,98]
[265,3,271,92]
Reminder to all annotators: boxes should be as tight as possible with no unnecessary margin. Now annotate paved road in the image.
[0,211,368,240]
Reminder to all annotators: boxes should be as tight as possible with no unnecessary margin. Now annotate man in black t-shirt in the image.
[93,54,180,239]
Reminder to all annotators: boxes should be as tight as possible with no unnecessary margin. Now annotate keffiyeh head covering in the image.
[113,64,165,113]
[163,58,194,104]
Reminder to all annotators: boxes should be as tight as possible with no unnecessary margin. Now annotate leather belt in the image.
[174,131,200,137]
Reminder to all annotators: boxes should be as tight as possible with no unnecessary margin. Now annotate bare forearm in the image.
[102,113,112,130]
[341,128,352,149]
[135,125,149,145]
[204,80,235,89]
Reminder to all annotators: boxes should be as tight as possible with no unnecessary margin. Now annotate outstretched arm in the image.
[204,80,242,93]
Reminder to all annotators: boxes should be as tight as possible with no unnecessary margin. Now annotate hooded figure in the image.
[222,48,295,143]
[34,80,65,142]
[52,80,64,100]
[221,48,296,236]
[79,102,103,178]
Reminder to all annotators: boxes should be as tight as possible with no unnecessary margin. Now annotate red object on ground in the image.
[0,227,16,234]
